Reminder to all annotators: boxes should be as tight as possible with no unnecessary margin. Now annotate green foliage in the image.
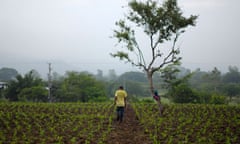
[222,66,240,83]
[194,91,211,104]
[112,0,197,68]
[127,95,141,103]
[160,65,180,87]
[222,83,240,101]
[0,103,114,143]
[104,71,149,98]
[118,71,147,83]
[0,97,8,102]
[170,83,198,103]
[89,96,109,102]
[57,71,107,102]
[126,81,148,97]
[160,65,197,103]
[140,98,155,103]
[133,103,240,143]
[201,67,222,92]
[161,65,192,89]
[210,93,227,105]
[111,0,198,98]
[187,66,240,103]
[5,70,44,101]
[18,86,48,102]
[189,69,208,90]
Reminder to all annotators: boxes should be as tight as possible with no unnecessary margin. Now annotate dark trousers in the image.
[116,106,125,122]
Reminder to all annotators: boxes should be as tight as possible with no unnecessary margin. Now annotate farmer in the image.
[153,90,160,102]
[153,90,164,116]
[114,86,127,123]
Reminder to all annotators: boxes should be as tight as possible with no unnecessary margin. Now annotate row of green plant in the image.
[0,102,114,143]
[133,103,240,144]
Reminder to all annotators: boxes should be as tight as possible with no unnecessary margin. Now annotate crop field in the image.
[0,102,240,144]
[133,103,240,143]
[0,103,114,144]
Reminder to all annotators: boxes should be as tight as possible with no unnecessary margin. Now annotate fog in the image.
[0,0,239,77]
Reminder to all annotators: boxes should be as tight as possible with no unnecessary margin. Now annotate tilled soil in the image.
[105,104,152,144]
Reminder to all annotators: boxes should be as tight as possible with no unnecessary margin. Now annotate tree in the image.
[5,70,44,101]
[107,69,117,81]
[160,64,181,90]
[160,65,195,103]
[118,71,147,83]
[200,67,222,92]
[18,86,48,102]
[111,0,197,114]
[59,71,107,102]
[96,69,104,80]
[223,83,240,101]
[189,68,208,90]
[0,67,18,81]
[171,83,198,103]
[222,66,240,83]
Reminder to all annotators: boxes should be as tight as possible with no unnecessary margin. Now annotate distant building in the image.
[0,82,8,89]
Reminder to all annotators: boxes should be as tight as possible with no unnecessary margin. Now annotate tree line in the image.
[0,66,240,104]
[161,65,240,104]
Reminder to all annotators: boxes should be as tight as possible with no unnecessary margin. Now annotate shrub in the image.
[195,91,212,104]
[210,93,226,105]
[171,84,198,103]
[141,98,154,103]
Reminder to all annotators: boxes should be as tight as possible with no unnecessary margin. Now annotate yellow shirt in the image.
[115,89,127,107]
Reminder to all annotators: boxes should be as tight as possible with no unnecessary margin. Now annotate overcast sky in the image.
[0,0,239,76]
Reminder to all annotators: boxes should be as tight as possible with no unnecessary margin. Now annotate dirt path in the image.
[105,104,152,144]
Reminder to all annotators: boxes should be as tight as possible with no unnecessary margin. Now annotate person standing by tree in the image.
[114,86,127,123]
[153,90,160,102]
[111,0,197,116]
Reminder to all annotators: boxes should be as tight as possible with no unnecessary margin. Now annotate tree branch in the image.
[152,32,180,73]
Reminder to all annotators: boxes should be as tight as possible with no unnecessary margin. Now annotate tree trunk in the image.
[147,72,154,94]
[147,71,163,116]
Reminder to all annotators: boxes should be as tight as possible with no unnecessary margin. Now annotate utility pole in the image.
[48,63,52,102]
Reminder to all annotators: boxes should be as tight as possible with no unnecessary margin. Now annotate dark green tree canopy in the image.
[223,66,240,83]
[5,70,44,101]
[118,71,147,83]
[58,71,107,102]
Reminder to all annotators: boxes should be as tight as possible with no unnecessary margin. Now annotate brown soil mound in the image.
[105,104,152,144]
